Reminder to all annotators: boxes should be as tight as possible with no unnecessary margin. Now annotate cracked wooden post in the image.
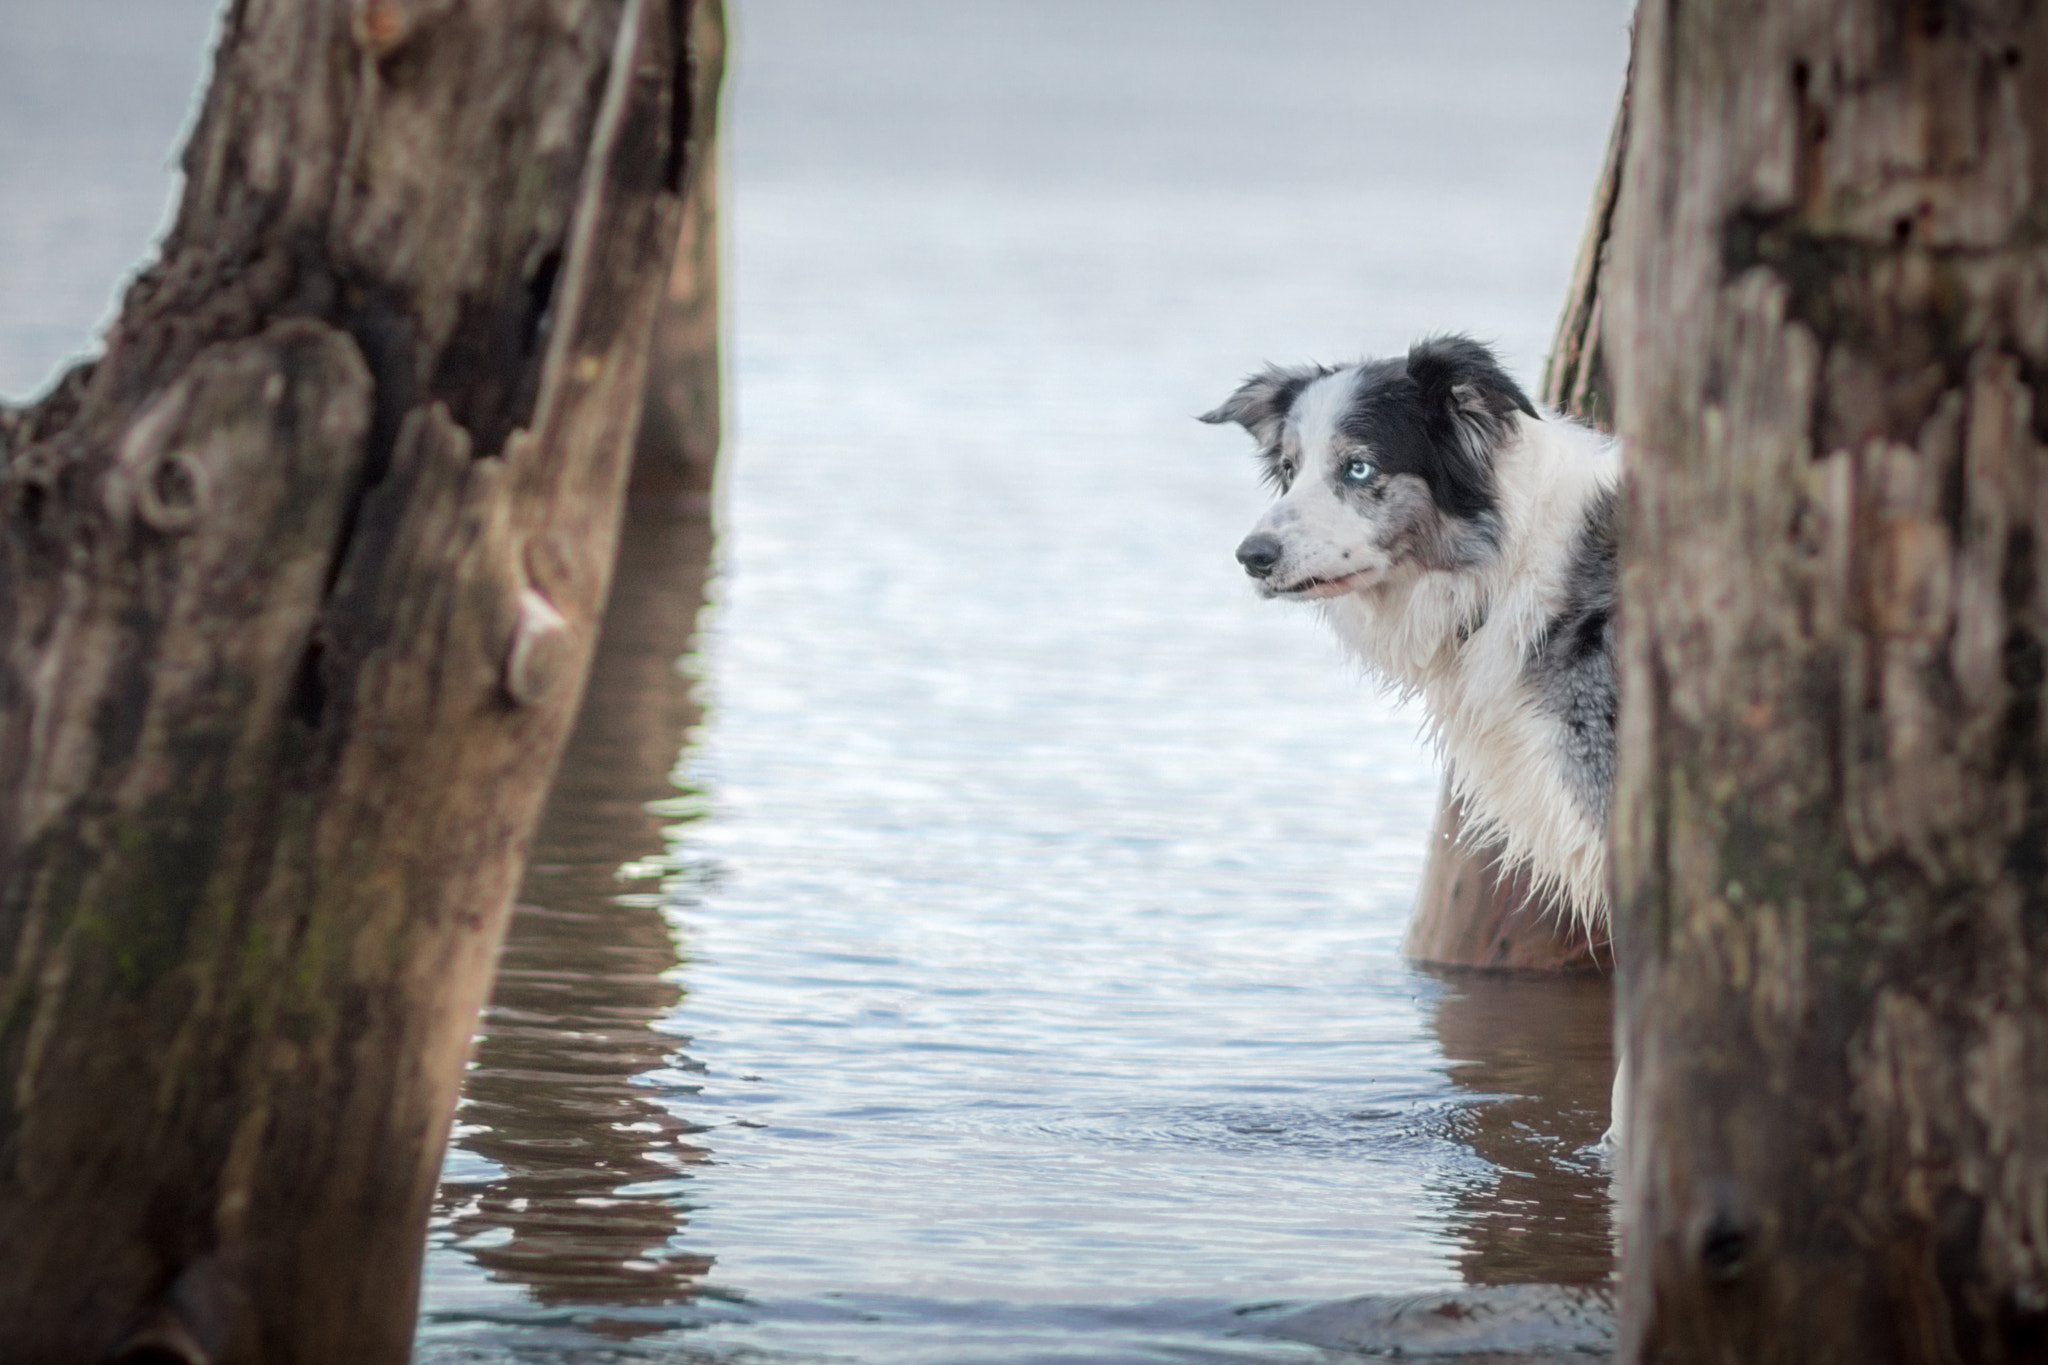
[1607,0,2048,1358]
[0,2,696,1361]
[1403,71,1629,973]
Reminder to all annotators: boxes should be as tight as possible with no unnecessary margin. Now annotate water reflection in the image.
[1427,969,1616,1287]
[435,457,718,1320]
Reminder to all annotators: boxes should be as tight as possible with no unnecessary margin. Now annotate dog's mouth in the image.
[1264,568,1376,599]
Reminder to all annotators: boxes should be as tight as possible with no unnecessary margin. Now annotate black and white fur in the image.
[1203,335,1619,935]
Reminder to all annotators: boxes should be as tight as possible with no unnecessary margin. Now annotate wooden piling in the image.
[0,3,701,1359]
[1607,1,2048,1356]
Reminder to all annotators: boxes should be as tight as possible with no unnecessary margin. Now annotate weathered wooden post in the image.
[1608,0,2048,1358]
[635,0,726,511]
[1404,80,1630,974]
[0,2,697,1360]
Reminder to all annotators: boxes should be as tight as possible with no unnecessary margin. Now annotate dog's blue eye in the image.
[1343,458,1373,482]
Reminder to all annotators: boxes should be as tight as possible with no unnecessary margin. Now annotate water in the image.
[4,2,1631,1360]
[0,1,220,400]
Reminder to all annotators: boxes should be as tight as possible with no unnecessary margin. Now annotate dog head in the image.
[1202,336,1534,599]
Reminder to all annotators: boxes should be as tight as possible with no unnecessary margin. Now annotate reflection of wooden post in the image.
[1403,70,1630,972]
[449,446,721,1311]
[0,4,694,1361]
[438,0,728,1314]
[1428,969,1616,1283]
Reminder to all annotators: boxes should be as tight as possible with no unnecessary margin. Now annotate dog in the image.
[1202,335,1619,929]
[1203,336,1625,1139]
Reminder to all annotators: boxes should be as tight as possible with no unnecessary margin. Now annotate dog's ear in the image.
[1406,335,1536,430]
[1405,336,1535,508]
[1199,364,1327,445]
[1400,336,1533,518]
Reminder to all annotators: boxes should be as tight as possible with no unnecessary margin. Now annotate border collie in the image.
[1202,335,1619,936]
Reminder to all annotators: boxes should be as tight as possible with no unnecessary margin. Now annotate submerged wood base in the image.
[1403,780,1609,973]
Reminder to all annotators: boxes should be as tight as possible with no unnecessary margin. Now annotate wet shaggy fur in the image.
[1204,336,1620,932]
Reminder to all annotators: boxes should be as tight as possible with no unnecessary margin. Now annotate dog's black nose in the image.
[1236,533,1283,578]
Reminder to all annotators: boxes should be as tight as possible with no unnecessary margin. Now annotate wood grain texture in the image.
[0,2,696,1360]
[1607,1,2048,1358]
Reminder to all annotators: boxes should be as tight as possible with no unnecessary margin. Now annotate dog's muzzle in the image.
[1236,532,1283,579]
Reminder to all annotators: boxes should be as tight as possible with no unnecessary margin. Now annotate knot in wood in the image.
[112,383,205,535]
[1698,1212,1752,1282]
[353,0,409,57]
[135,450,209,533]
[351,0,452,58]
[504,588,572,708]
[110,1308,211,1365]
[4,450,59,530]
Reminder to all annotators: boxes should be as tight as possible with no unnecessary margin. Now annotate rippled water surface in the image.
[5,2,1631,1360]
[423,3,1631,1358]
